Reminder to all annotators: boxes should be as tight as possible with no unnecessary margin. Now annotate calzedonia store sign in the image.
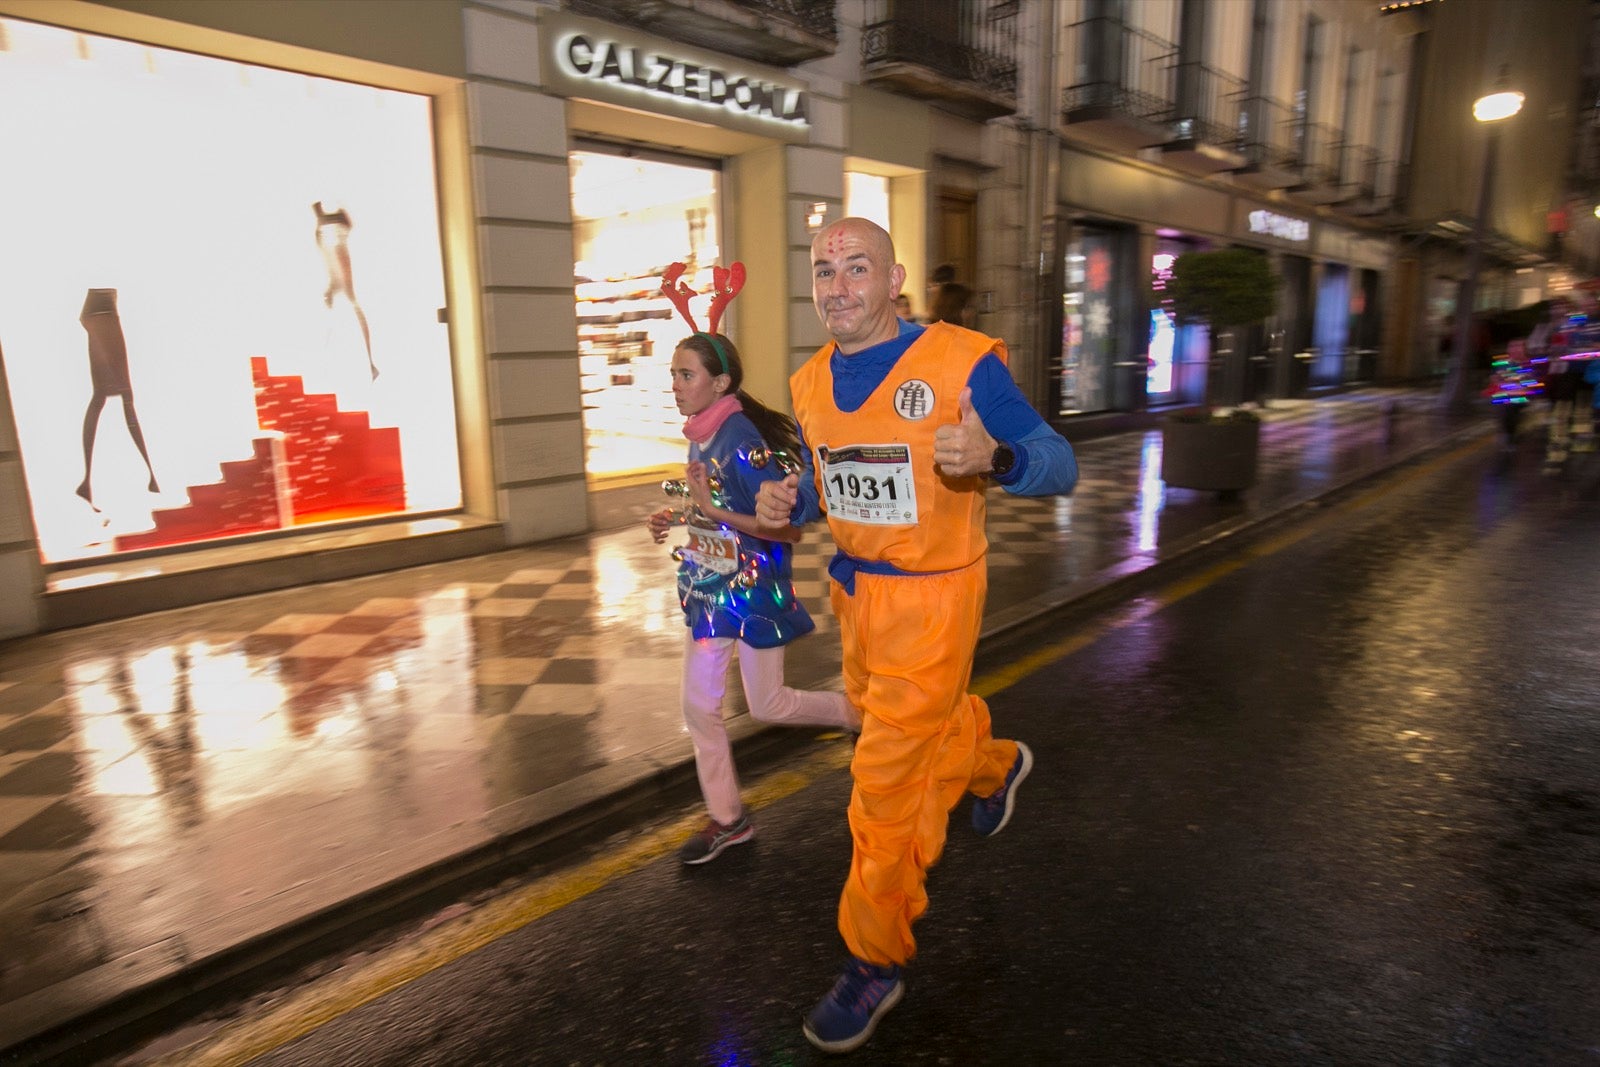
[541,11,811,142]
[1237,205,1312,246]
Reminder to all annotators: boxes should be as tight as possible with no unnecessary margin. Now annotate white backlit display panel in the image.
[0,19,461,564]
[845,172,890,232]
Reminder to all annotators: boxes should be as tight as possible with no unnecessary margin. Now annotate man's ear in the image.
[890,263,907,294]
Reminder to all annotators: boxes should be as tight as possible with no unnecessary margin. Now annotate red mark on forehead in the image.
[826,236,842,253]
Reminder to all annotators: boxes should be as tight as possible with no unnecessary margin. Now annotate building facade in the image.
[0,0,1588,637]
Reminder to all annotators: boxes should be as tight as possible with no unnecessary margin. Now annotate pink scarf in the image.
[683,394,742,441]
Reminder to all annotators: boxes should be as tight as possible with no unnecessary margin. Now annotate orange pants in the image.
[831,558,1018,966]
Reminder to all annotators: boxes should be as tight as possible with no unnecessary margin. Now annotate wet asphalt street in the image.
[121,443,1600,1067]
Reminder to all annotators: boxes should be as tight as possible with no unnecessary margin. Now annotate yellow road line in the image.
[153,435,1483,1065]
[152,743,854,1067]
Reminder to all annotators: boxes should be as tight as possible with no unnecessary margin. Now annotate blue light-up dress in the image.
[678,413,815,649]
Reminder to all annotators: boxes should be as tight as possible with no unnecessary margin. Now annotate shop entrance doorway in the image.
[1352,268,1381,382]
[936,192,977,284]
[1278,254,1314,397]
[570,147,721,479]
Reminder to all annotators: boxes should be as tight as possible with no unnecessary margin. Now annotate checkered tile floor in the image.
[0,387,1480,1033]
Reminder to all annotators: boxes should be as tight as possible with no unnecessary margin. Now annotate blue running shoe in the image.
[802,956,904,1054]
[972,741,1033,837]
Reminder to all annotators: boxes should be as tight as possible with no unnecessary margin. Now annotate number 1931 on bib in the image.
[819,443,918,525]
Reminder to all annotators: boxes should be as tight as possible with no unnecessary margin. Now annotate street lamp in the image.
[1473,88,1526,123]
[1441,68,1524,415]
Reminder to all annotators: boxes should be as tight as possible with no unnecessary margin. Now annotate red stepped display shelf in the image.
[250,356,405,524]
[113,356,406,552]
[113,437,282,551]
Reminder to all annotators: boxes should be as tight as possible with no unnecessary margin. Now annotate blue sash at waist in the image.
[827,550,955,595]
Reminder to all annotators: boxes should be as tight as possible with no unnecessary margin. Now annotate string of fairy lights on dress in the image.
[658,262,811,645]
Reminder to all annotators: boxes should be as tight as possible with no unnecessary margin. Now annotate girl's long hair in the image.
[676,333,801,459]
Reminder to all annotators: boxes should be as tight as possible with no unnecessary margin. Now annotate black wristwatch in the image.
[989,441,1016,479]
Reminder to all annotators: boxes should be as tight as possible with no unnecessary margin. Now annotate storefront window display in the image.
[0,18,459,566]
[570,149,721,477]
[1059,231,1115,415]
[1149,237,1212,407]
[1148,251,1179,396]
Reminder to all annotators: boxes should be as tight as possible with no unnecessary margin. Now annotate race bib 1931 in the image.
[818,444,918,525]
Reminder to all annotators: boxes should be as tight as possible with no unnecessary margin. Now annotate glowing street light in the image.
[1472,89,1525,123]
[1442,68,1523,415]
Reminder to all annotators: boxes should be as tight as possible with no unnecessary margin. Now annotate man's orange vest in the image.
[790,322,1007,573]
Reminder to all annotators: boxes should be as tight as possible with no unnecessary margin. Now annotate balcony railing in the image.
[1169,61,1246,150]
[745,0,837,39]
[861,0,1018,118]
[565,0,837,66]
[1370,156,1399,202]
[1062,16,1175,125]
[1342,144,1378,195]
[1335,149,1403,216]
[1232,93,1301,182]
[1296,121,1344,188]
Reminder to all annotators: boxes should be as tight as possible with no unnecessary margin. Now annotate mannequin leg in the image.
[77,393,107,506]
[119,395,160,493]
[332,245,376,380]
[351,302,377,379]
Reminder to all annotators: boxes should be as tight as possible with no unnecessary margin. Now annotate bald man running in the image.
[755,217,1078,1053]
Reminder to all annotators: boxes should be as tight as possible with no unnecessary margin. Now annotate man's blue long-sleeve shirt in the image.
[789,320,1078,525]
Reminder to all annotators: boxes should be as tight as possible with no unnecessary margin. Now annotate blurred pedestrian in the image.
[1483,339,1539,453]
[1585,354,1600,441]
[1531,300,1577,462]
[1575,310,1600,452]
[754,218,1078,1053]
[928,263,973,327]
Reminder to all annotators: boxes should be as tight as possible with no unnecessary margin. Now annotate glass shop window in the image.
[0,18,460,565]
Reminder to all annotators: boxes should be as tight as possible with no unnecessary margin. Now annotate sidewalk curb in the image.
[0,417,1494,1067]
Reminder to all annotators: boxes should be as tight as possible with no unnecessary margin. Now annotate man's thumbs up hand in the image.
[754,473,800,530]
[933,387,998,478]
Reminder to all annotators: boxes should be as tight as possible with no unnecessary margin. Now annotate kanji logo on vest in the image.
[894,380,935,420]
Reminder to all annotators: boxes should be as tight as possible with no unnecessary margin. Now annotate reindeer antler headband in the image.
[661,261,746,373]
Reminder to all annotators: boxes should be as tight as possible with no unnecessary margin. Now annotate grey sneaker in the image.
[678,814,754,865]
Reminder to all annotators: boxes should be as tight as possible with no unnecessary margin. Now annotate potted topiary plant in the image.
[1157,247,1281,495]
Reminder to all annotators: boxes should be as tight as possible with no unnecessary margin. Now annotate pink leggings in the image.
[681,631,860,825]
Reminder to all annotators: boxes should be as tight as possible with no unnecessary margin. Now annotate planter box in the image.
[1160,416,1261,492]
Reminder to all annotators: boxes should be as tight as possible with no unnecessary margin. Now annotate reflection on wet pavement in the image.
[0,388,1482,1046]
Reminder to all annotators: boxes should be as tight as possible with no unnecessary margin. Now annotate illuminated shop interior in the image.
[1060,235,1117,415]
[844,159,927,321]
[570,148,721,480]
